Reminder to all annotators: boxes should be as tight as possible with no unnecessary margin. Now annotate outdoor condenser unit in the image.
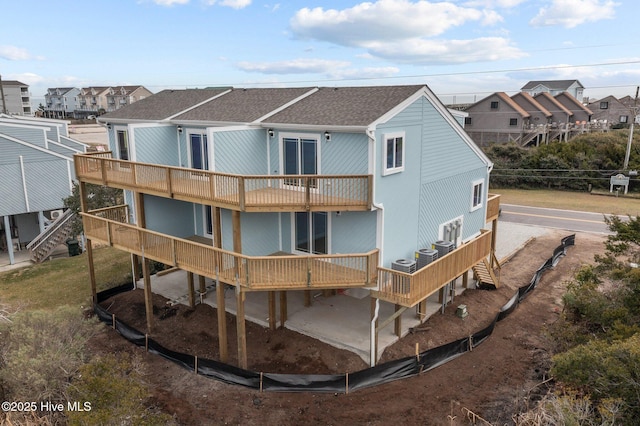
[391,259,417,274]
[415,248,438,270]
[432,240,455,258]
[390,259,416,294]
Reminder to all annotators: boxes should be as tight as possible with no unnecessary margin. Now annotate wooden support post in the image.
[462,270,469,289]
[86,239,97,304]
[133,191,153,333]
[268,291,276,331]
[304,290,311,307]
[132,254,141,282]
[216,271,228,363]
[417,300,426,321]
[142,256,153,333]
[394,304,402,337]
[199,275,206,300]
[280,291,287,328]
[438,287,444,304]
[236,287,247,369]
[213,207,222,249]
[187,272,195,308]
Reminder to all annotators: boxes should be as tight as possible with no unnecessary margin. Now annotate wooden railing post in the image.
[238,176,246,211]
[100,158,108,185]
[367,175,373,210]
[166,167,173,197]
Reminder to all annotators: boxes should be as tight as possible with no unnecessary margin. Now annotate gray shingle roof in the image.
[521,80,583,91]
[101,88,230,121]
[174,87,314,123]
[263,85,424,127]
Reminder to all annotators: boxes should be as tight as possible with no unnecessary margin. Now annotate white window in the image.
[471,179,484,211]
[382,132,405,176]
[620,115,628,123]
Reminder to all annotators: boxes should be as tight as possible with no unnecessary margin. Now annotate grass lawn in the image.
[0,246,131,311]
[493,188,640,217]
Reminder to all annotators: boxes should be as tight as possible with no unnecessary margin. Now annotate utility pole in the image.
[0,74,7,114]
[623,86,639,170]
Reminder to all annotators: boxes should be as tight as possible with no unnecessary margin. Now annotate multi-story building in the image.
[77,86,111,117]
[44,87,81,119]
[0,80,32,116]
[105,86,153,112]
[521,80,585,102]
[76,85,501,366]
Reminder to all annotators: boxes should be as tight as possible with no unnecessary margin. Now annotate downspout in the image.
[367,125,383,367]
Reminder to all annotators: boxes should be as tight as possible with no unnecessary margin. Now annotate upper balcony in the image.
[74,153,373,213]
[486,193,501,222]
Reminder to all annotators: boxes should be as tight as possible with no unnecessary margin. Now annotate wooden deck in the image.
[75,153,372,212]
[82,209,378,291]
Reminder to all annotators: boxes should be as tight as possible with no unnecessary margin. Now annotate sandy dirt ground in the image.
[90,229,606,425]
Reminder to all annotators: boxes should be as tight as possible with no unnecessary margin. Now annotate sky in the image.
[1,0,639,107]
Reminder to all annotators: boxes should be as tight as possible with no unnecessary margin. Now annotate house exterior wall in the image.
[589,96,630,125]
[14,213,40,244]
[213,129,267,174]
[46,141,76,158]
[374,95,489,266]
[331,211,377,254]
[533,95,571,125]
[143,195,194,238]
[132,125,180,166]
[0,136,72,216]
[464,95,524,145]
[0,124,47,149]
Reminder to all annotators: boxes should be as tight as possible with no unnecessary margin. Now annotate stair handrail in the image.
[26,209,76,252]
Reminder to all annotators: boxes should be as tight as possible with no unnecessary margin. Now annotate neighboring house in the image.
[521,80,585,102]
[510,92,553,146]
[554,92,593,124]
[463,92,532,145]
[105,85,153,112]
[0,80,32,116]
[0,114,87,265]
[77,86,111,117]
[44,87,81,119]
[77,85,501,366]
[589,95,636,127]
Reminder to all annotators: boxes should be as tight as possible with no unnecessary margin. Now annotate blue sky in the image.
[1,0,638,106]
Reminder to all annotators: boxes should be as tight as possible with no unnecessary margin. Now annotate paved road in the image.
[499,204,614,234]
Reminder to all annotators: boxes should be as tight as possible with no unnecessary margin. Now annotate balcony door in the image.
[189,132,213,236]
[293,211,328,255]
[282,135,319,187]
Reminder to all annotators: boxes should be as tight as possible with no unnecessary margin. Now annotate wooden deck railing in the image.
[81,213,378,291]
[74,154,372,212]
[372,230,493,307]
[486,193,501,222]
[88,204,129,223]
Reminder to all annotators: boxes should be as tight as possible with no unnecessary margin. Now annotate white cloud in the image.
[530,0,619,28]
[236,58,351,74]
[290,0,489,45]
[204,0,252,8]
[463,0,526,7]
[152,0,189,6]
[364,37,526,64]
[0,45,38,61]
[288,1,524,65]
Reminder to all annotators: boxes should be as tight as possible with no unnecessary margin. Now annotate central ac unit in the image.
[433,240,455,258]
[391,258,416,274]
[50,209,64,220]
[415,248,438,269]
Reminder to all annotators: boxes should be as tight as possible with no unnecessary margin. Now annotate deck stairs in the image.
[27,209,78,263]
[472,256,500,288]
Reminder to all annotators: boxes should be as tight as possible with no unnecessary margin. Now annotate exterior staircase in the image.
[472,257,500,288]
[27,209,78,263]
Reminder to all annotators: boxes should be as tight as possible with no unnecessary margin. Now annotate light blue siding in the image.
[15,213,40,244]
[374,95,490,266]
[47,142,75,158]
[134,126,180,166]
[331,211,376,254]
[269,133,279,175]
[417,167,488,247]
[238,212,280,256]
[214,129,267,174]
[0,137,71,215]
[143,195,194,238]
[0,125,47,148]
[320,133,368,175]
[280,213,291,253]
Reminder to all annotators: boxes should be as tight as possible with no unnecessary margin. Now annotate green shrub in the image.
[66,353,175,426]
[0,306,98,403]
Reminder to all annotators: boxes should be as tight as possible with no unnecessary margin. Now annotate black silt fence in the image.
[94,234,575,393]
